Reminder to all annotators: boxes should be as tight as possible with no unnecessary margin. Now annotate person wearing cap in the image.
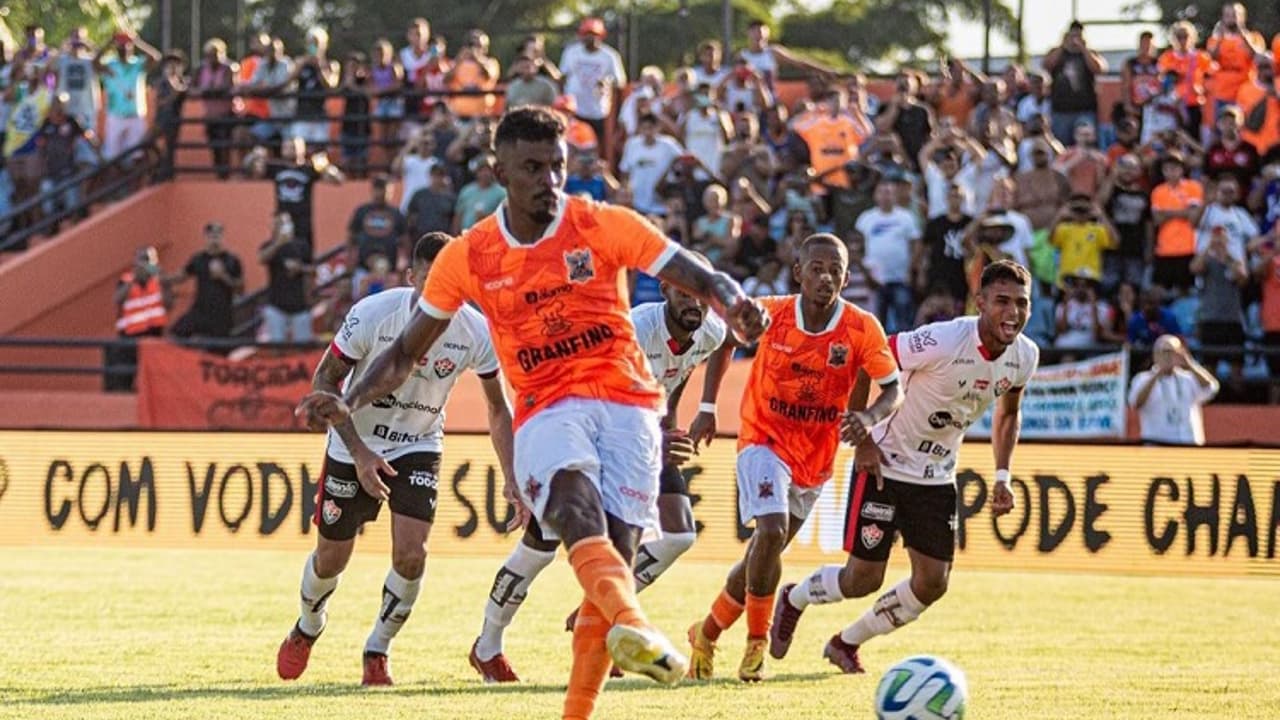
[559,17,626,141]
[170,221,244,341]
[1204,104,1260,190]
[1150,151,1204,292]
[94,29,161,161]
[1129,334,1219,446]
[108,246,172,392]
[1049,193,1118,287]
[453,151,506,232]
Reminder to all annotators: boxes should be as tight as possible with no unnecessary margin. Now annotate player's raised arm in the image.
[989,382,1024,517]
[656,248,769,344]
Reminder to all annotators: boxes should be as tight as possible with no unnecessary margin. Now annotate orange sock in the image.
[701,588,744,642]
[745,593,774,639]
[568,537,647,628]
[563,601,611,720]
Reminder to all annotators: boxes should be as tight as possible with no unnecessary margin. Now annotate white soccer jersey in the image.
[326,288,498,462]
[873,316,1039,486]
[630,301,727,399]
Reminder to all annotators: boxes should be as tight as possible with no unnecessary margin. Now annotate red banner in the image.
[136,340,323,430]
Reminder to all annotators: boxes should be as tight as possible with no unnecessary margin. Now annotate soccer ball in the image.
[874,655,968,720]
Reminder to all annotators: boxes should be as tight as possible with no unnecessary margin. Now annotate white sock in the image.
[788,564,844,610]
[364,567,422,655]
[475,542,557,661]
[839,578,927,646]
[633,531,697,592]
[298,552,339,638]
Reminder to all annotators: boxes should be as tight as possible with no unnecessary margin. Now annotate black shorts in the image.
[843,472,957,563]
[315,451,441,541]
[659,463,688,495]
[1152,255,1194,293]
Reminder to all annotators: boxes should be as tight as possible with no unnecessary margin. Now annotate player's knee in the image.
[911,572,949,605]
[838,566,884,599]
[752,519,789,555]
[391,544,427,579]
[313,543,351,577]
[667,530,696,557]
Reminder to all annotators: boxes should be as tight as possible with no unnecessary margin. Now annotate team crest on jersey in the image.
[973,378,990,390]
[758,480,775,499]
[861,523,884,549]
[564,249,595,283]
[525,476,544,503]
[994,378,1013,396]
[828,342,849,368]
[433,357,457,379]
[321,499,342,525]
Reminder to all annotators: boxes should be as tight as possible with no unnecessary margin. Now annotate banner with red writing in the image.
[136,340,323,430]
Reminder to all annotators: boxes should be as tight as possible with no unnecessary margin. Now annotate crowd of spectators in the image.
[9,5,1280,403]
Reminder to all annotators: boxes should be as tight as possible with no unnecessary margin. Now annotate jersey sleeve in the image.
[331,299,375,362]
[855,311,899,384]
[596,205,678,275]
[1015,342,1040,389]
[418,237,470,318]
[888,321,954,373]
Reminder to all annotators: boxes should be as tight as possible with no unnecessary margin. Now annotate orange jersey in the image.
[1158,49,1213,107]
[420,196,677,429]
[1207,32,1264,101]
[738,296,897,488]
[794,113,864,189]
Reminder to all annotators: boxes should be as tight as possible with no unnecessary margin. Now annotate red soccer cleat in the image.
[769,583,804,660]
[822,634,866,674]
[469,639,520,683]
[276,623,318,681]
[362,652,393,686]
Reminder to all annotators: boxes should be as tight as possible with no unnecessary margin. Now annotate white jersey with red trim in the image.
[873,316,1038,486]
[326,288,498,462]
[630,301,727,399]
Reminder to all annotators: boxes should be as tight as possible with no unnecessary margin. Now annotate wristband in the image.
[995,469,1011,484]
[698,402,717,414]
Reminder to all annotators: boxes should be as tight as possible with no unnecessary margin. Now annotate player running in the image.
[769,260,1039,674]
[688,233,903,682]
[297,106,767,720]
[277,232,515,686]
[469,267,729,682]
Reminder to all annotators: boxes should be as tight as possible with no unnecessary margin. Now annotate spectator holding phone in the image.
[1051,193,1119,286]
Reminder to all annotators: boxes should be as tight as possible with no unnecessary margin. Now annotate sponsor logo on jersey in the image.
[619,485,651,503]
[340,316,359,341]
[537,300,573,336]
[860,523,884,548]
[908,330,937,354]
[443,342,470,351]
[432,357,457,379]
[995,378,1013,396]
[408,469,438,488]
[828,342,849,368]
[770,342,795,353]
[371,395,442,413]
[767,397,841,423]
[321,499,342,525]
[663,367,680,378]
[928,411,953,429]
[790,363,823,378]
[483,277,515,290]
[860,502,895,522]
[564,248,596,283]
[516,323,615,372]
[373,424,426,443]
[524,284,572,305]
[951,357,975,365]
[958,379,967,387]
[378,334,395,342]
[324,475,358,499]
[973,378,990,390]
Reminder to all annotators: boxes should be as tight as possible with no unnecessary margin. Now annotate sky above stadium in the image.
[945,0,1165,58]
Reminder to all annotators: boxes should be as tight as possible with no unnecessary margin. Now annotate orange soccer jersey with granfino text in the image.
[738,295,897,488]
[419,196,678,429]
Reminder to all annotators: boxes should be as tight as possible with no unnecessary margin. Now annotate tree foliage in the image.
[1136,0,1280,45]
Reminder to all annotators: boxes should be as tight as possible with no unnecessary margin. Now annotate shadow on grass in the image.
[7,672,839,706]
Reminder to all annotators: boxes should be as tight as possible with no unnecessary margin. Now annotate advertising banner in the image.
[1,431,1278,577]
[136,341,324,430]
[968,351,1129,439]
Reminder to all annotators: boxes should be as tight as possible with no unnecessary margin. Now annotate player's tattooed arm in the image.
[656,249,768,343]
[306,349,364,449]
[340,311,451,413]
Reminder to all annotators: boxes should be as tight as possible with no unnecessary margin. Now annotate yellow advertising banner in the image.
[0,431,1277,578]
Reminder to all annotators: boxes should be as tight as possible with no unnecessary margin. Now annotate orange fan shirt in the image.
[1151,178,1204,257]
[1207,32,1264,102]
[420,196,678,429]
[794,113,864,190]
[1157,49,1212,107]
[738,295,898,488]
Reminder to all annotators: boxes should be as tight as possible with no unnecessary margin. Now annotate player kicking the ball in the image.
[297,107,767,720]
[688,233,903,682]
[769,260,1039,673]
[470,261,729,682]
[278,232,515,686]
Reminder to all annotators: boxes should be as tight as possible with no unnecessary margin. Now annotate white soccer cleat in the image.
[605,624,688,686]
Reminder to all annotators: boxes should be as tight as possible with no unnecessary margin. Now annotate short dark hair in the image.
[414,232,452,264]
[371,173,391,188]
[494,106,565,148]
[748,19,766,29]
[638,112,659,126]
[798,233,849,263]
[980,259,1031,289]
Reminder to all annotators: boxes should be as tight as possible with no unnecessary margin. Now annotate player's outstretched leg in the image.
[472,525,557,683]
[828,550,947,673]
[771,557,887,659]
[360,513,430,686]
[563,601,612,720]
[278,541,351,680]
[632,468,698,593]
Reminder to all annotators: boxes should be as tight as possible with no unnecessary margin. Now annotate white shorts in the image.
[736,445,822,523]
[290,121,330,146]
[514,398,662,542]
[103,116,148,160]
